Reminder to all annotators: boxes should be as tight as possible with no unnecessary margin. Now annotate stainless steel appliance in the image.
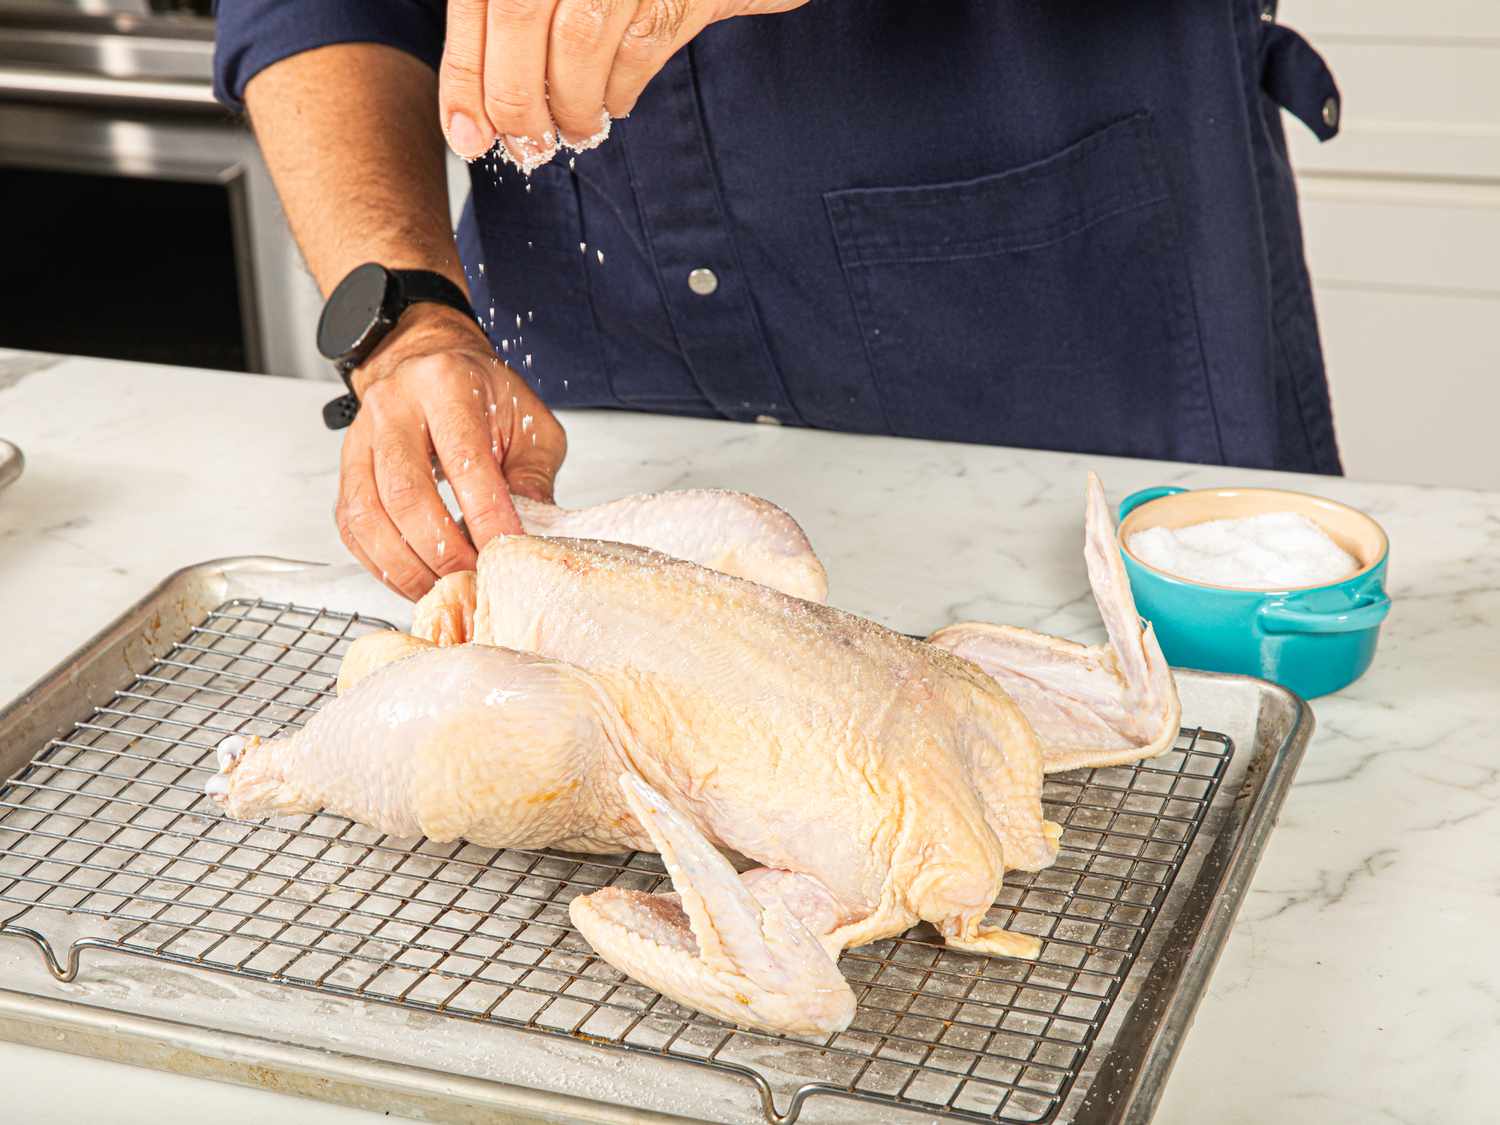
[0,0,329,378]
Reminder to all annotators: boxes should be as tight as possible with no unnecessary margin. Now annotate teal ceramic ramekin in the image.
[1117,486,1391,699]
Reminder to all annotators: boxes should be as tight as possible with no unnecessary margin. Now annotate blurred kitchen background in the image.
[0,0,1494,489]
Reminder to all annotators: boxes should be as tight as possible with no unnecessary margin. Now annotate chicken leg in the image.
[210,644,645,853]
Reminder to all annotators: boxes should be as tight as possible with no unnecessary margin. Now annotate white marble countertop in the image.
[0,351,1495,1124]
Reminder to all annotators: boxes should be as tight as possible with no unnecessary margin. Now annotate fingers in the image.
[547,0,633,145]
[440,0,498,159]
[363,376,481,579]
[336,423,440,601]
[484,0,561,170]
[423,368,526,551]
[604,0,713,118]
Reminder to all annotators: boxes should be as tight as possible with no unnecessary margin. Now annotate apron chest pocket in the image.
[824,112,1222,461]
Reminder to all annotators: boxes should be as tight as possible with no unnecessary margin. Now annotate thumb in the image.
[505,463,556,505]
[503,431,562,504]
[499,385,566,504]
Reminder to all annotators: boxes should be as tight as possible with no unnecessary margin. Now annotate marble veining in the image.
[0,349,63,395]
[0,352,1497,1123]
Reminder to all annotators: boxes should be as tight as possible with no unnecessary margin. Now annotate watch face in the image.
[317,263,394,361]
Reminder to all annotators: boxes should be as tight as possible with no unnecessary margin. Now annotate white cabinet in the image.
[1285,2,1500,487]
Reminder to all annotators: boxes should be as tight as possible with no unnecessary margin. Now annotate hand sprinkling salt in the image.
[1128,512,1359,589]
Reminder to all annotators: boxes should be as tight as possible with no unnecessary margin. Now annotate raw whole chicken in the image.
[206,474,1178,1036]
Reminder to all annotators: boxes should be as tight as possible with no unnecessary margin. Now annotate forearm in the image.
[244,42,465,299]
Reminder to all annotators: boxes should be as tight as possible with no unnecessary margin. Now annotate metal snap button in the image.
[687,268,719,296]
[1322,96,1339,129]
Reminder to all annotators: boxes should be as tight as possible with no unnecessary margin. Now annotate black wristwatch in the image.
[316,263,477,429]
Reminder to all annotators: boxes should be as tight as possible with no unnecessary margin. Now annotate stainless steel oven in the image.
[0,0,328,378]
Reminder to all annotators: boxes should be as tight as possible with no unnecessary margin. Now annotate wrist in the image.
[350,302,491,397]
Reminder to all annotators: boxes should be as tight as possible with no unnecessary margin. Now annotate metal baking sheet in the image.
[0,558,1313,1124]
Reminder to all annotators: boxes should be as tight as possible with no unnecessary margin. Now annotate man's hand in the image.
[336,305,567,600]
[440,0,810,165]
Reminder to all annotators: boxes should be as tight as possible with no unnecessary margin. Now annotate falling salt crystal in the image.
[563,379,569,390]
[501,339,510,352]
[527,310,533,322]
[568,157,576,171]
[478,263,485,275]
[521,414,533,432]
[515,313,522,330]
[579,242,587,254]
[525,183,532,194]
[596,249,604,264]
[527,240,533,249]
[524,354,533,368]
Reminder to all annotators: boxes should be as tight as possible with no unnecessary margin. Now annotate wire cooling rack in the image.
[0,598,1231,1124]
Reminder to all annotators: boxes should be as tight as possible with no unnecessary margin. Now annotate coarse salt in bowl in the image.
[1126,510,1359,590]
[1115,486,1391,699]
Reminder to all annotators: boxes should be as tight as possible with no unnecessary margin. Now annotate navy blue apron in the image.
[216,0,1343,472]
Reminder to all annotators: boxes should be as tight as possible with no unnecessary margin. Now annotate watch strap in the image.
[323,392,361,430]
[391,269,475,320]
[322,267,479,431]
